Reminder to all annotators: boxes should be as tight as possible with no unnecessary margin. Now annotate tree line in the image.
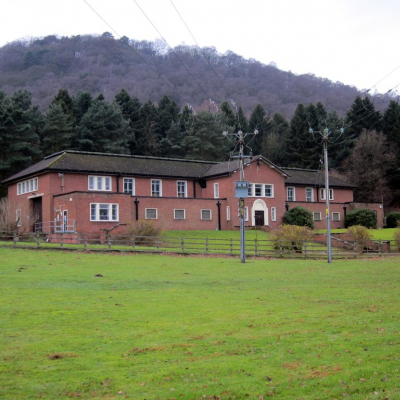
[1,88,400,207]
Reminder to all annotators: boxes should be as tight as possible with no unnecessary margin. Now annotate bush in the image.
[130,220,163,246]
[0,198,18,234]
[345,208,377,229]
[386,212,400,228]
[347,225,373,253]
[270,224,313,252]
[394,226,400,251]
[283,207,314,229]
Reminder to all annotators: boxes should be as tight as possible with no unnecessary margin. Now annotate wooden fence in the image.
[1,231,399,259]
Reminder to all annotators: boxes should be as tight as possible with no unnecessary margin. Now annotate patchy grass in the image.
[1,248,400,399]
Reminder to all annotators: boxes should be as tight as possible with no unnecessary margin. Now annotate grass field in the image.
[1,248,400,399]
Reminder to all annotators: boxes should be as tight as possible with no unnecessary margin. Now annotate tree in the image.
[140,100,160,156]
[345,209,377,229]
[51,89,74,120]
[42,103,73,155]
[184,111,229,161]
[235,106,249,133]
[283,207,314,229]
[73,91,93,125]
[220,101,236,127]
[249,104,269,155]
[157,95,180,139]
[76,99,130,154]
[342,130,395,205]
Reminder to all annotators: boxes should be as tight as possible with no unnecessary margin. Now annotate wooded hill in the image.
[0,33,367,118]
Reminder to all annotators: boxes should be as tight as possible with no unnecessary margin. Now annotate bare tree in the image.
[342,130,396,206]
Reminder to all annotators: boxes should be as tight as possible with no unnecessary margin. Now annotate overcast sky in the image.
[1,0,400,95]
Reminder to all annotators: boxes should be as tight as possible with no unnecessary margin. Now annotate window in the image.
[16,210,21,227]
[320,188,334,200]
[244,206,249,221]
[264,185,274,198]
[271,207,276,222]
[254,184,263,197]
[306,188,314,202]
[201,209,211,220]
[151,180,162,197]
[17,177,38,195]
[226,206,230,221]
[287,187,295,201]
[174,209,185,220]
[332,212,340,222]
[248,183,274,198]
[214,183,219,198]
[90,203,118,221]
[88,176,111,191]
[145,208,157,219]
[313,212,322,221]
[123,178,135,195]
[177,181,187,198]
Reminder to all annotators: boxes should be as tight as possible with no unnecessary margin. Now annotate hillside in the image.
[0,33,364,118]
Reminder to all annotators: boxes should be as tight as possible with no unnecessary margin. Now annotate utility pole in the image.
[309,126,344,264]
[223,129,258,263]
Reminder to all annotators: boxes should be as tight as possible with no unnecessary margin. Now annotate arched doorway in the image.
[252,199,268,226]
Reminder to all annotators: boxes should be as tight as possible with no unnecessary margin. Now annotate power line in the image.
[82,0,172,89]
[132,0,212,100]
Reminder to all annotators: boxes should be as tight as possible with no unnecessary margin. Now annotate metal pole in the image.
[323,130,332,263]
[239,131,246,263]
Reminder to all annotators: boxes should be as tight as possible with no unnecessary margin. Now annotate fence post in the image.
[36,232,40,247]
[254,238,258,256]
[205,237,209,254]
[304,240,307,258]
[181,237,184,252]
[279,240,283,257]
[107,234,111,250]
[13,231,17,247]
[60,233,64,248]
[353,241,357,258]
[84,234,87,251]
[156,237,160,250]
[230,238,233,255]
[378,239,382,257]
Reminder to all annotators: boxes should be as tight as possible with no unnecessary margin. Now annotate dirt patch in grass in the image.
[48,352,80,360]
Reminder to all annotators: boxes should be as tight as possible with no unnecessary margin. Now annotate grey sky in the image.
[1,0,400,94]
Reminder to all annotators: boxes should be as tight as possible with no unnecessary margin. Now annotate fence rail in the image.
[1,230,399,259]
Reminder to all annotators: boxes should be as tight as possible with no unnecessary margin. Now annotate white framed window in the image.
[248,184,254,197]
[151,180,162,197]
[123,178,135,195]
[201,209,212,220]
[16,209,21,227]
[287,187,295,201]
[90,203,118,221]
[332,212,340,222]
[177,181,187,198]
[320,188,334,201]
[264,185,274,198]
[17,177,38,195]
[271,207,276,222]
[306,188,314,202]
[226,206,230,221]
[254,184,263,197]
[313,212,322,221]
[88,176,111,191]
[244,206,249,221]
[214,183,219,198]
[145,208,157,219]
[174,209,185,220]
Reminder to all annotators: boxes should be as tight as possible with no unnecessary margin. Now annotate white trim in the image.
[123,177,135,195]
[226,206,230,221]
[90,203,119,221]
[313,212,322,221]
[287,186,295,201]
[177,181,187,198]
[145,208,158,219]
[305,187,314,202]
[88,176,112,191]
[27,193,44,199]
[251,199,268,226]
[16,209,21,227]
[151,179,162,197]
[201,209,212,220]
[271,207,276,222]
[321,188,334,201]
[17,177,38,195]
[332,212,340,221]
[214,183,219,198]
[248,183,274,198]
[174,209,185,220]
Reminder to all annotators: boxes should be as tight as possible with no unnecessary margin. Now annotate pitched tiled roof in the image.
[2,151,216,183]
[283,167,356,188]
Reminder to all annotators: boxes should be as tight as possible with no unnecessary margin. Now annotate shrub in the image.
[0,198,18,234]
[130,220,163,246]
[347,225,373,253]
[386,212,400,228]
[345,208,377,229]
[394,227,400,251]
[283,207,314,229]
[270,224,313,252]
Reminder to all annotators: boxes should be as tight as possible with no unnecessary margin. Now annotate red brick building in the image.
[2,150,384,234]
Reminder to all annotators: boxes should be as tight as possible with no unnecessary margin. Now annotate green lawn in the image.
[1,249,400,399]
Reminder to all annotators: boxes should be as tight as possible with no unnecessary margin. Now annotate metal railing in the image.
[34,219,76,233]
[1,230,399,259]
